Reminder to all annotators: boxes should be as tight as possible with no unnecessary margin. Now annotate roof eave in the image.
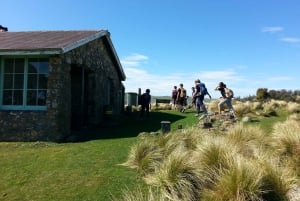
[0,49,61,55]
[104,34,126,81]
[61,30,108,53]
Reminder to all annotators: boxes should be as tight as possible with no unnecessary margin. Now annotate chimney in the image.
[0,25,8,32]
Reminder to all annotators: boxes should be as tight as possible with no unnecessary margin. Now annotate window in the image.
[0,57,49,110]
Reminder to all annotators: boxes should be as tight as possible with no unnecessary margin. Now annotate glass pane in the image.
[39,59,49,74]
[4,59,14,73]
[14,74,24,89]
[13,90,23,105]
[28,58,39,73]
[3,90,13,105]
[27,74,37,89]
[15,58,25,73]
[27,90,37,105]
[3,74,13,89]
[39,75,48,89]
[37,90,46,105]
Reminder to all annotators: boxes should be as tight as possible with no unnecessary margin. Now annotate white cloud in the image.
[261,26,283,33]
[280,37,300,43]
[123,65,243,97]
[267,76,292,82]
[120,53,149,67]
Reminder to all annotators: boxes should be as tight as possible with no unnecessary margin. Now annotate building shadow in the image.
[70,111,185,142]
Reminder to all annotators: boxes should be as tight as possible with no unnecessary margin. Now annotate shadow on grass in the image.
[71,111,185,142]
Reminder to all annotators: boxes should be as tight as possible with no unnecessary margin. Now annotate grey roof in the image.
[0,30,125,80]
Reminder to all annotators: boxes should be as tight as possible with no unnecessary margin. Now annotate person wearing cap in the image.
[140,89,151,118]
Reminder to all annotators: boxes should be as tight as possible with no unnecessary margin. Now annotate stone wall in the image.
[0,111,48,141]
[0,36,124,142]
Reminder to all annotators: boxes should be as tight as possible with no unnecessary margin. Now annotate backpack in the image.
[197,83,208,96]
[225,88,234,98]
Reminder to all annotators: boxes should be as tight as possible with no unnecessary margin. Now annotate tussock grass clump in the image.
[122,138,163,176]
[262,99,288,116]
[152,104,172,111]
[195,136,236,173]
[287,113,300,121]
[201,158,265,201]
[271,119,300,158]
[225,123,268,157]
[286,102,300,113]
[207,99,220,113]
[145,150,202,201]
[258,155,298,200]
[233,101,264,117]
[233,101,252,117]
[271,119,300,176]
[168,127,208,152]
[251,101,264,110]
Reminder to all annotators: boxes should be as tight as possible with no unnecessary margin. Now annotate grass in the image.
[0,139,142,200]
[0,105,293,201]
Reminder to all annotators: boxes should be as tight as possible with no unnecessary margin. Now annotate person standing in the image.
[215,82,235,115]
[176,83,187,112]
[171,86,178,110]
[140,89,151,118]
[193,79,210,119]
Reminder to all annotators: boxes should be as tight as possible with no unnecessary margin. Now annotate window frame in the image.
[0,56,49,111]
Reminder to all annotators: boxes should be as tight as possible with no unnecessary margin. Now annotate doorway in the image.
[70,65,94,130]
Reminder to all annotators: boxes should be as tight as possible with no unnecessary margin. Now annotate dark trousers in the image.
[196,95,207,114]
[140,104,150,117]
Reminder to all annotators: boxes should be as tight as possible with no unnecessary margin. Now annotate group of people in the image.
[171,80,235,119]
[171,83,187,112]
[138,80,235,120]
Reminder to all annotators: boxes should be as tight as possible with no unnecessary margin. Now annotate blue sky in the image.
[2,0,300,98]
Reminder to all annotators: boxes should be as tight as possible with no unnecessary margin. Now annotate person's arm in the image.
[193,86,199,98]
[207,92,212,99]
[177,89,181,100]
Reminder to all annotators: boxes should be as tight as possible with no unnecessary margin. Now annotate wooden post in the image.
[161,121,171,134]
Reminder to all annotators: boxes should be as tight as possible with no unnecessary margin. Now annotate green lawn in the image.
[0,108,289,201]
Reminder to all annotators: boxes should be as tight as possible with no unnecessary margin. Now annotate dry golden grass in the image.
[144,149,202,201]
[120,102,300,201]
[286,102,300,113]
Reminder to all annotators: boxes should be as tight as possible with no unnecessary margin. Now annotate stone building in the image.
[0,30,126,141]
